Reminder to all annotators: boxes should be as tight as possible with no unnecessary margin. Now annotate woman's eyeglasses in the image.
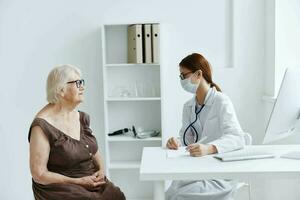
[66,79,85,88]
[179,71,194,80]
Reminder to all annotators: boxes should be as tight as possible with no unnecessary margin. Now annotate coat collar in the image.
[186,87,216,107]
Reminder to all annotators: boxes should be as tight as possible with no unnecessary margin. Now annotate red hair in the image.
[179,53,222,92]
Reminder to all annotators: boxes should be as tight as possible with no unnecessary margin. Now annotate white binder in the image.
[128,24,143,63]
[151,24,160,63]
[142,24,152,63]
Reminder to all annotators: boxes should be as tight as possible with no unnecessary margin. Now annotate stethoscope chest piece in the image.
[183,104,205,146]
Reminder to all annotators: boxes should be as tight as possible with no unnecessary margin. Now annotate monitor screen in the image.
[263,68,300,144]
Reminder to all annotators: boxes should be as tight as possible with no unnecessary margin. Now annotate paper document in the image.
[167,147,190,158]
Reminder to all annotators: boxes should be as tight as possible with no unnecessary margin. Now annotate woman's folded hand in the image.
[75,173,106,191]
[92,170,106,182]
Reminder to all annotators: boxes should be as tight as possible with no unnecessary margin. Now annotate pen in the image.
[185,136,208,152]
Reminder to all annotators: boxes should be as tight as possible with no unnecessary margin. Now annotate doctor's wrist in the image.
[207,144,218,154]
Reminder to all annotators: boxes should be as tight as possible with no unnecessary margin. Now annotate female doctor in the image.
[166,53,249,200]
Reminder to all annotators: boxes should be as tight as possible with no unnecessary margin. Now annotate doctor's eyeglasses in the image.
[179,71,194,80]
[67,79,85,88]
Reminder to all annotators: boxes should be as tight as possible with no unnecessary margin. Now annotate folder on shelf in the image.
[151,23,160,63]
[142,24,152,63]
[128,24,143,63]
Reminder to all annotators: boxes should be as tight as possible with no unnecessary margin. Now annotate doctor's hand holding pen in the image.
[186,143,217,157]
[166,136,217,157]
[186,136,217,157]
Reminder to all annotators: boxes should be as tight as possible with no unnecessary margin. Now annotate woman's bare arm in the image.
[29,126,78,185]
[93,151,105,174]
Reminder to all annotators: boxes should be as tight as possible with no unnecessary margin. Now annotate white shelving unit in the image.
[109,161,141,169]
[101,23,162,200]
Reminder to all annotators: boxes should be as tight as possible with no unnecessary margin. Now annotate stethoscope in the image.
[183,104,205,146]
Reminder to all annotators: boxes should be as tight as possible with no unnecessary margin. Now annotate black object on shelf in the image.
[108,125,160,139]
[108,128,130,136]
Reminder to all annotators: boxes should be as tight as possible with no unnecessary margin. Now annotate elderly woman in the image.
[28,65,125,200]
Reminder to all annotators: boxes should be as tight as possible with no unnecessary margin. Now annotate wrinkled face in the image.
[61,72,85,105]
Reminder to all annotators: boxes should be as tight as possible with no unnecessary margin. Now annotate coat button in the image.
[86,144,89,148]
[89,153,92,156]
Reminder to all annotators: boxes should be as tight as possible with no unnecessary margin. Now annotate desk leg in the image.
[154,181,165,200]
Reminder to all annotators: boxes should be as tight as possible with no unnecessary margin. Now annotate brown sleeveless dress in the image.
[28,111,125,200]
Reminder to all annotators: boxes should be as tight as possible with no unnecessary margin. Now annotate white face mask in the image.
[180,74,200,94]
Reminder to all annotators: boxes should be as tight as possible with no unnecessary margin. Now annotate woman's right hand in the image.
[75,175,106,190]
[166,137,180,150]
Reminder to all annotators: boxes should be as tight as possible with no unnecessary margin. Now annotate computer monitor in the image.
[263,67,300,144]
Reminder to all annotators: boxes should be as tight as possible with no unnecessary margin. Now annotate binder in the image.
[142,24,152,63]
[151,24,160,63]
[128,24,143,63]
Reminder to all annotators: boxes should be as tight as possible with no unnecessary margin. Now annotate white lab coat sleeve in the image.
[179,104,191,146]
[208,97,246,153]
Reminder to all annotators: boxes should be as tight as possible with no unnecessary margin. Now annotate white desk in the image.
[140,145,300,200]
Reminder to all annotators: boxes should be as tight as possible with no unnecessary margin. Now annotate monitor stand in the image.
[281,151,300,160]
[278,128,300,160]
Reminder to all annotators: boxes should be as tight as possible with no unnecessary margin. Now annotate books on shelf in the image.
[142,24,152,63]
[151,23,160,63]
[128,24,143,63]
[128,23,160,64]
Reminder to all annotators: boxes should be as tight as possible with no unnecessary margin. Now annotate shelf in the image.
[109,161,140,169]
[106,97,161,102]
[105,63,160,67]
[108,135,162,142]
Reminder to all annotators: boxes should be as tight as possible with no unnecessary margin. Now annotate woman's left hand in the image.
[186,144,216,157]
[92,170,106,182]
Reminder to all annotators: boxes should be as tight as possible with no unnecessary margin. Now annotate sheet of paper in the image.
[166,147,190,158]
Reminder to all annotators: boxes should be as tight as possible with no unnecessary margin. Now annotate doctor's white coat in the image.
[166,87,250,200]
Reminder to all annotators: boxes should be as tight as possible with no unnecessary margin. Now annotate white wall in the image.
[275,0,300,94]
[0,0,297,199]
[265,0,300,98]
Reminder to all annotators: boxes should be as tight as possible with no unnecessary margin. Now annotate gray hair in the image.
[46,64,82,104]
